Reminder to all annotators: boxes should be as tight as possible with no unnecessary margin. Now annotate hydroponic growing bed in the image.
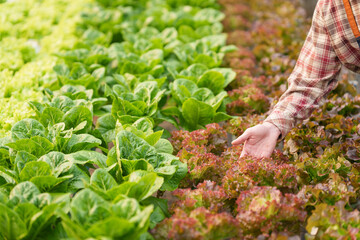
[0,0,359,239]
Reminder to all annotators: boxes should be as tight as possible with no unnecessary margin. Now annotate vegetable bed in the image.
[0,0,359,239]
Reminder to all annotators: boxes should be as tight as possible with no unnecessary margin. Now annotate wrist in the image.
[262,122,281,137]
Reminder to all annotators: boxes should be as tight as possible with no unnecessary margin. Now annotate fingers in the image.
[262,150,273,159]
[233,124,277,159]
[232,130,250,145]
[241,144,274,160]
[240,145,249,158]
[239,141,273,160]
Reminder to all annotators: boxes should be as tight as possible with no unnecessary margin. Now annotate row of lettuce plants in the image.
[152,0,360,239]
[0,0,241,239]
[0,0,95,137]
[3,0,359,239]
[224,1,360,238]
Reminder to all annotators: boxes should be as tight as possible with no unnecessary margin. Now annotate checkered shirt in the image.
[264,0,360,138]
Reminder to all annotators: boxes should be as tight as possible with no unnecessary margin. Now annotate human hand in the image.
[231,122,281,159]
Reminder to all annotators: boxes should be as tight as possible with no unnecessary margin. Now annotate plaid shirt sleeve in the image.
[264,0,342,139]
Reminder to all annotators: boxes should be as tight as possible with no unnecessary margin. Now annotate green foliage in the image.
[2,0,339,239]
[106,124,187,191]
[168,78,233,130]
[61,188,154,239]
[0,181,70,240]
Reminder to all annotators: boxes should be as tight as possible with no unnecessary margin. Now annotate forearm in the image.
[264,0,341,139]
[264,68,340,138]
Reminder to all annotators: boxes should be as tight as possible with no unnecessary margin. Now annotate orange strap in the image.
[343,0,360,38]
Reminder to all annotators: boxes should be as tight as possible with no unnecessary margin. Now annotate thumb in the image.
[232,130,250,145]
